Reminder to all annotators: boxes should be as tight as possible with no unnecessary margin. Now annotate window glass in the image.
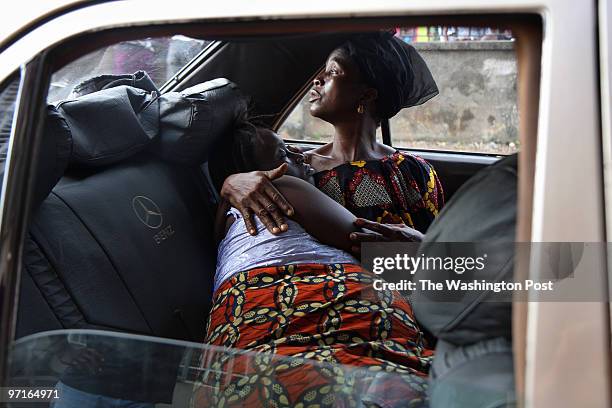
[279,27,518,155]
[8,329,402,407]
[280,93,383,144]
[0,74,21,177]
[48,36,210,103]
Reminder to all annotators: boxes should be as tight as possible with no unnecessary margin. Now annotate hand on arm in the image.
[271,177,424,256]
[349,218,424,255]
[220,163,294,235]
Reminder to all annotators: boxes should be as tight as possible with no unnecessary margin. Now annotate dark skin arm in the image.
[273,176,359,252]
[288,146,424,248]
[220,164,293,235]
[217,175,360,253]
[349,218,424,254]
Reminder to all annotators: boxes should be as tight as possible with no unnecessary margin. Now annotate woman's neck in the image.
[330,119,379,162]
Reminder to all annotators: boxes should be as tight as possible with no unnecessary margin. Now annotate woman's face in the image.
[252,128,315,183]
[309,48,368,123]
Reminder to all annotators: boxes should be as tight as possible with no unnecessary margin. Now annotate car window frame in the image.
[0,56,50,384]
[3,11,609,408]
[0,14,538,386]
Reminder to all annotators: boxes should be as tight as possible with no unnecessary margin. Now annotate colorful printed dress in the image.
[313,151,444,232]
[200,264,433,408]
[196,152,443,407]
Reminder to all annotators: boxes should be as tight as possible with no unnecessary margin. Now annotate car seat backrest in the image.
[17,78,245,342]
[411,154,518,344]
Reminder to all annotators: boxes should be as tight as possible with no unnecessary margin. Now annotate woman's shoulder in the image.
[307,144,436,176]
[386,151,440,192]
[391,150,436,170]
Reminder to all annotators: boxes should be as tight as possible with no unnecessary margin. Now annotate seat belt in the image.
[381,118,391,146]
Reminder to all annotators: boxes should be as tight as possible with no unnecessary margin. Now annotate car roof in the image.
[0,0,551,83]
[0,0,83,46]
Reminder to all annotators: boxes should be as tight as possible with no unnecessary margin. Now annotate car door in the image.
[0,3,609,408]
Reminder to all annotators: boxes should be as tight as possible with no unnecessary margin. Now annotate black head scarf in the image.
[339,31,439,119]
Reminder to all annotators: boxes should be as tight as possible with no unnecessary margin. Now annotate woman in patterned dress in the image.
[220,31,444,251]
[198,127,433,407]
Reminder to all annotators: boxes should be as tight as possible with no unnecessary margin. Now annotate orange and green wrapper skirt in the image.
[196,263,433,407]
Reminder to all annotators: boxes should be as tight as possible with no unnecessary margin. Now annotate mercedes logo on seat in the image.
[131,196,163,229]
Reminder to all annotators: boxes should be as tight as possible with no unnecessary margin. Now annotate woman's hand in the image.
[220,163,294,235]
[349,218,424,255]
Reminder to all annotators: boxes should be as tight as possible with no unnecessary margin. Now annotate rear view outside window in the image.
[279,26,518,155]
[48,36,209,102]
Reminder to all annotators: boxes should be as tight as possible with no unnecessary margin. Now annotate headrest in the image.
[69,70,158,98]
[152,78,247,165]
[32,106,72,210]
[56,76,246,167]
[57,85,159,167]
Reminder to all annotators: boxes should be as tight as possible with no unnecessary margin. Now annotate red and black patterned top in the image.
[313,151,444,232]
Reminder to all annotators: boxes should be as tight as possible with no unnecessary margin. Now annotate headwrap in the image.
[340,31,439,119]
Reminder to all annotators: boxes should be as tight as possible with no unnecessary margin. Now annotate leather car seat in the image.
[411,154,518,408]
[16,78,246,343]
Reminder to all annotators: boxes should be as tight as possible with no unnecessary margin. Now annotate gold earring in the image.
[357,104,365,114]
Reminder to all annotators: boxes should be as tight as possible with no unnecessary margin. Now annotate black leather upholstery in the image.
[153,78,247,165]
[17,77,244,342]
[31,106,72,210]
[20,158,216,340]
[412,154,517,344]
[411,154,518,407]
[70,70,158,98]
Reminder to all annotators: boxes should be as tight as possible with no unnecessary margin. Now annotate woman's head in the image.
[309,47,377,124]
[209,119,314,193]
[250,127,315,182]
[309,31,439,125]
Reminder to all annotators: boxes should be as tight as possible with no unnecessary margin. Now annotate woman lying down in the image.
[199,125,433,408]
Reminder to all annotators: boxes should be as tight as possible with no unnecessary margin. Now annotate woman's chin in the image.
[308,104,327,121]
[308,104,319,117]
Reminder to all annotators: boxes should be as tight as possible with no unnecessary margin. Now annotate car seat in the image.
[16,77,246,343]
[411,154,518,408]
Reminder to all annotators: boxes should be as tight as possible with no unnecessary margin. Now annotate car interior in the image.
[17,21,516,340]
[4,14,545,407]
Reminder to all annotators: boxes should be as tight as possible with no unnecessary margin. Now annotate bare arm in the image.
[216,175,424,255]
[220,164,293,235]
[272,175,359,253]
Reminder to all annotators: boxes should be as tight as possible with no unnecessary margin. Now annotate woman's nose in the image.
[313,76,323,87]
